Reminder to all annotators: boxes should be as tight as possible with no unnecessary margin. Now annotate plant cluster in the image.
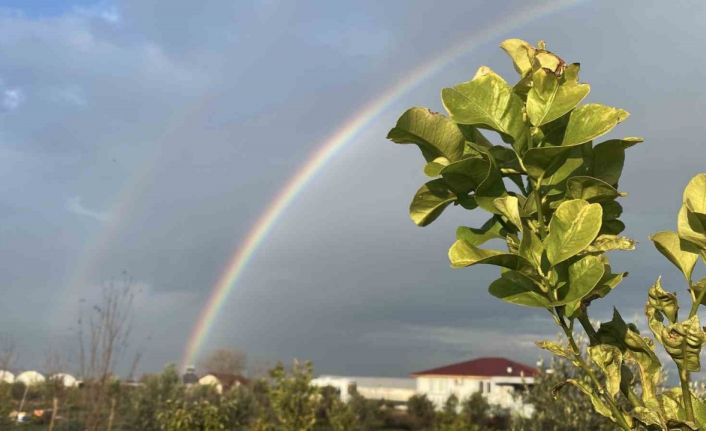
[387,38,706,430]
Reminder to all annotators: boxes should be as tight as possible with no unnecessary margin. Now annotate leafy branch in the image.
[387,38,706,430]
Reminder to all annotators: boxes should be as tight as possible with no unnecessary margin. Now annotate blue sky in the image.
[1,0,705,378]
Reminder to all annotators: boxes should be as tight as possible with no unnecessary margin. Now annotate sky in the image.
[1,0,706,378]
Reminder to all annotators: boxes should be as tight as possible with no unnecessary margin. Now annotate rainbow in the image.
[180,0,583,369]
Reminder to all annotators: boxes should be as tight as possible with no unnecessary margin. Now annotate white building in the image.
[0,370,14,384]
[312,375,416,403]
[16,370,45,386]
[50,373,79,388]
[412,357,536,413]
[198,374,224,394]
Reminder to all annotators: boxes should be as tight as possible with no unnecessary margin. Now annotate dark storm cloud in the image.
[0,0,705,376]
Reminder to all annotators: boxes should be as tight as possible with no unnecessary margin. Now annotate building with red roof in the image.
[412,357,537,412]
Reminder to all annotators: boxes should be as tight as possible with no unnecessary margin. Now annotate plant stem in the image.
[576,310,597,344]
[679,331,696,424]
[555,310,631,431]
[689,280,706,318]
[533,174,546,238]
[680,365,695,424]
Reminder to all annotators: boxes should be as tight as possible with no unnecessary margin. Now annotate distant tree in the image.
[78,273,137,431]
[327,396,358,431]
[126,364,183,430]
[436,394,469,431]
[0,383,12,428]
[200,347,247,375]
[407,394,436,428]
[347,385,384,430]
[42,346,70,431]
[461,392,490,426]
[224,385,258,429]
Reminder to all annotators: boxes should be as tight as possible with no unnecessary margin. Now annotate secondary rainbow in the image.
[180,0,584,369]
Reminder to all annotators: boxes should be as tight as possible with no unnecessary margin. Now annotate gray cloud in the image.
[1,0,706,378]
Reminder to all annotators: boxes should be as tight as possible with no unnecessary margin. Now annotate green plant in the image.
[267,360,319,431]
[327,397,359,431]
[407,394,436,428]
[0,382,14,427]
[512,335,616,431]
[387,38,706,430]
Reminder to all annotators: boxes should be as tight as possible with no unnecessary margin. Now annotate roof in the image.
[412,357,538,378]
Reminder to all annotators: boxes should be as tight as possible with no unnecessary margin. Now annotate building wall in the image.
[312,376,415,403]
[313,374,533,415]
[357,386,415,403]
[416,376,485,408]
[415,375,534,412]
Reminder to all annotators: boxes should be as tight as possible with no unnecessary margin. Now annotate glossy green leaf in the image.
[441,67,528,152]
[601,200,623,220]
[458,125,493,148]
[591,137,643,186]
[600,219,626,236]
[537,112,569,146]
[566,176,622,203]
[536,340,573,360]
[544,144,591,186]
[409,179,457,226]
[455,218,505,246]
[562,104,630,147]
[439,156,488,195]
[500,38,534,76]
[553,255,604,306]
[388,107,465,163]
[523,145,574,179]
[423,157,449,177]
[488,271,549,308]
[588,344,623,399]
[585,235,636,253]
[683,173,706,216]
[519,225,543,269]
[650,231,699,282]
[678,205,706,250]
[488,145,522,174]
[545,199,603,265]
[473,154,508,213]
[526,67,590,126]
[589,269,627,300]
[448,239,533,272]
[493,196,522,229]
[680,174,706,249]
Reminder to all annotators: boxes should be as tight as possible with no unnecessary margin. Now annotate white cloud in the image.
[66,196,111,222]
[74,3,121,25]
[1,87,23,111]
